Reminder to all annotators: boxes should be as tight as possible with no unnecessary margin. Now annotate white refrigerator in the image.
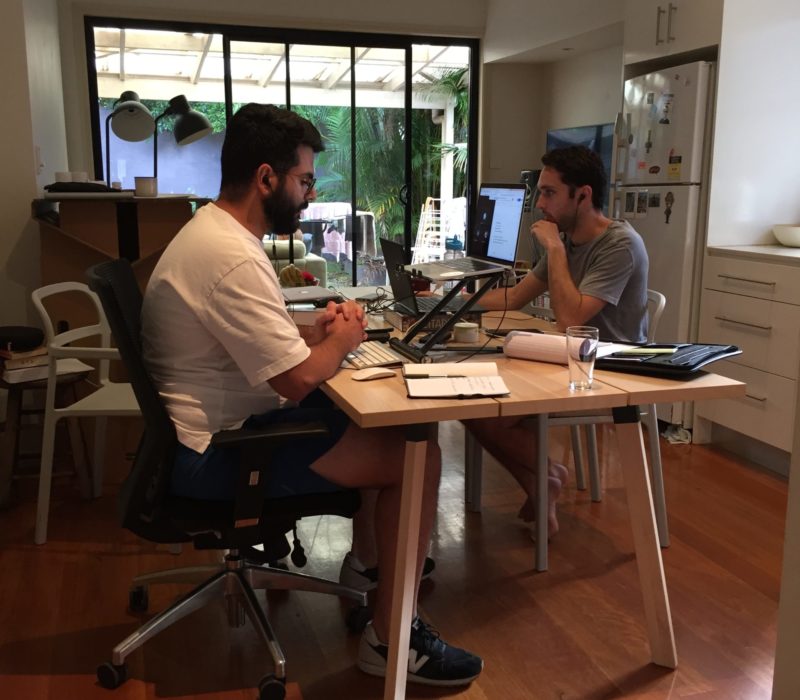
[616,60,715,425]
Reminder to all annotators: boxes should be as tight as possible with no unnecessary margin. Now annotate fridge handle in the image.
[667,3,677,43]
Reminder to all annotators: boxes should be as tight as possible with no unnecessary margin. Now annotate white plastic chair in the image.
[464,289,670,558]
[31,282,140,545]
[564,289,669,543]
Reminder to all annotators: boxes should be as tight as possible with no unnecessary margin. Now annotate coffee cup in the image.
[54,171,71,182]
[453,321,479,343]
[134,176,158,197]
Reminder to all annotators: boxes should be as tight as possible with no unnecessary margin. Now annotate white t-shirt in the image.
[142,202,310,452]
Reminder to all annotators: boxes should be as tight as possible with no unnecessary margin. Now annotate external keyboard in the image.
[342,341,408,369]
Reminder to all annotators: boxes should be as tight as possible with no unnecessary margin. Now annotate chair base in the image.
[103,552,367,686]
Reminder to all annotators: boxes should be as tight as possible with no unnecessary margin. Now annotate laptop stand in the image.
[389,269,505,363]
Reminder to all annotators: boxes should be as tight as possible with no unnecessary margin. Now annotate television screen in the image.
[545,123,614,214]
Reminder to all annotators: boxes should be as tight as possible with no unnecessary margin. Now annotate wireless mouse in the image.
[351,367,397,381]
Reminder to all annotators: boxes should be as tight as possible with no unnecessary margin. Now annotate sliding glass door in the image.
[86,18,478,286]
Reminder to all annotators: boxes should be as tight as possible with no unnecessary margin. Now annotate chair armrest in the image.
[210,421,329,448]
[211,421,331,530]
[49,346,122,360]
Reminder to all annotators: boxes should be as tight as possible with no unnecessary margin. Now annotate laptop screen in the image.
[468,183,527,265]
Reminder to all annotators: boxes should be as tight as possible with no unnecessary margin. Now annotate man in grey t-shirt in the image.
[465,145,649,535]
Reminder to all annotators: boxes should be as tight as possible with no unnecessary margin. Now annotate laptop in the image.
[405,183,527,281]
[282,286,342,304]
[380,238,482,316]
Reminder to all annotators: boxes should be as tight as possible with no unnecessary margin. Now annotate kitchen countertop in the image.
[707,244,800,264]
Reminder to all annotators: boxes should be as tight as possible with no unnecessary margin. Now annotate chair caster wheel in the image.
[258,674,286,700]
[97,661,128,689]
[346,604,372,633]
[128,585,149,613]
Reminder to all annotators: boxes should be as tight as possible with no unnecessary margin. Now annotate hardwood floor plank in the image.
[0,420,785,699]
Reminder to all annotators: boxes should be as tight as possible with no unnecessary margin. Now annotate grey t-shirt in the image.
[532,219,649,342]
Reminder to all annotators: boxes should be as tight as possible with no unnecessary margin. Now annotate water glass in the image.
[566,326,599,391]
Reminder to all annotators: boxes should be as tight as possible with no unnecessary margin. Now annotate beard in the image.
[262,180,307,235]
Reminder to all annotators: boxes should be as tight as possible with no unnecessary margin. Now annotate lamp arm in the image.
[153,112,168,179]
[105,113,113,187]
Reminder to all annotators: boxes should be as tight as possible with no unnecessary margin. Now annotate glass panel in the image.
[94,27,224,197]
[229,41,287,108]
[354,46,406,287]
[291,44,355,287]
[409,44,471,263]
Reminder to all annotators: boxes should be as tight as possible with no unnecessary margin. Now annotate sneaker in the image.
[357,618,483,686]
[339,552,436,592]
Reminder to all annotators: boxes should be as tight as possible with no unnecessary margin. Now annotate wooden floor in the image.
[0,420,786,699]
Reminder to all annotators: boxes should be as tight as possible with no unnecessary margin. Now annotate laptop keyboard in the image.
[663,344,735,367]
[342,341,408,369]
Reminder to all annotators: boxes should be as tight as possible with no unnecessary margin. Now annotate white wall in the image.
[480,62,545,183]
[539,45,623,133]
[706,0,800,247]
[484,0,623,62]
[479,45,623,185]
[0,0,63,326]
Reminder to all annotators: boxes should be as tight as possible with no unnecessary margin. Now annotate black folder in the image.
[595,343,742,379]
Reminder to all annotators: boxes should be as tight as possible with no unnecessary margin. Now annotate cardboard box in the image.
[384,308,482,332]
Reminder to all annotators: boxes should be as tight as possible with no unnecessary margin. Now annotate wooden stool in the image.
[0,374,91,509]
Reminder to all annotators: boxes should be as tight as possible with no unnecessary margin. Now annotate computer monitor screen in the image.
[545,123,614,214]
[469,184,526,264]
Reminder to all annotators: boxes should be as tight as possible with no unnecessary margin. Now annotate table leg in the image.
[612,405,677,668]
[384,424,429,700]
[535,414,549,571]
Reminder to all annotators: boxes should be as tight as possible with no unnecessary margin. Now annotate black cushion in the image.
[0,326,44,352]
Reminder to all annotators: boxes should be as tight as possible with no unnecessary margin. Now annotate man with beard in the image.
[141,103,483,688]
[462,145,649,535]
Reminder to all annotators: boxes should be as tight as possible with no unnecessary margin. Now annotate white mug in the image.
[54,171,71,182]
[134,176,158,197]
[453,321,479,343]
[71,171,88,183]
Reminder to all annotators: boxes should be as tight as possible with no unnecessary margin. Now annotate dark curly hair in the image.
[541,145,606,210]
[220,103,324,200]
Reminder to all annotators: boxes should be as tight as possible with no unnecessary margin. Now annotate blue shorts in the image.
[172,390,350,500]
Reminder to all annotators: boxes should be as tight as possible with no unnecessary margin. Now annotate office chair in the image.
[464,289,670,553]
[86,259,366,700]
[31,282,140,544]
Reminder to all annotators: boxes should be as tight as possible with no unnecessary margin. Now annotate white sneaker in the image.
[357,619,483,686]
[338,552,436,593]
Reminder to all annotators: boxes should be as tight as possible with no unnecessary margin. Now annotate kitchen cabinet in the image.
[694,246,800,454]
[623,0,723,65]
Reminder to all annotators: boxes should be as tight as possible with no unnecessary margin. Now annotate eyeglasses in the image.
[275,170,317,194]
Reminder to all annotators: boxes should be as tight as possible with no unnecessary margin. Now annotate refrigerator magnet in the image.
[624,191,636,218]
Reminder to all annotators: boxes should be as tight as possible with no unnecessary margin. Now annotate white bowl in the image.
[773,224,800,247]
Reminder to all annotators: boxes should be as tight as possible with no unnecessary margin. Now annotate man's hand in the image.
[304,299,367,345]
[531,220,563,253]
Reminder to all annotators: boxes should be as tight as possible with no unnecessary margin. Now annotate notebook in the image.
[380,238,482,317]
[405,183,527,281]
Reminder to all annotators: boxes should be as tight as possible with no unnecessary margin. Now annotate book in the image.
[402,362,509,398]
[1,358,92,384]
[384,309,482,333]
[2,354,49,370]
[0,345,47,361]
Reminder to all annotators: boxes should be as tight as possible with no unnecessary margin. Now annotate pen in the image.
[616,347,677,355]
[407,374,467,378]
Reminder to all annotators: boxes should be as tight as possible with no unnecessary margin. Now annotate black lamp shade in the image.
[174,110,213,145]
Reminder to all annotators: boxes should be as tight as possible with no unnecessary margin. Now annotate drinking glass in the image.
[566,326,599,391]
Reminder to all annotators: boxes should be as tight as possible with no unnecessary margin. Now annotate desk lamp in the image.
[105,91,155,187]
[152,95,213,183]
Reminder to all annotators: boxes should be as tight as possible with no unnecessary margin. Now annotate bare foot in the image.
[549,461,568,486]
[517,476,563,537]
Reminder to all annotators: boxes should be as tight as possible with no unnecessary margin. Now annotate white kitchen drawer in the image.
[699,290,800,379]
[703,254,800,304]
[695,360,797,452]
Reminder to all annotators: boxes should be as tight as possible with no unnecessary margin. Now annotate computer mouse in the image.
[438,270,464,278]
[351,367,397,381]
